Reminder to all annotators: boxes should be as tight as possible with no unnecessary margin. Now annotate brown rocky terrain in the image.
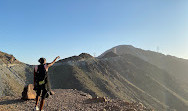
[100,45,188,92]
[0,51,33,97]
[0,51,20,64]
[57,53,93,63]
[0,89,150,111]
[49,52,188,111]
[1,45,188,110]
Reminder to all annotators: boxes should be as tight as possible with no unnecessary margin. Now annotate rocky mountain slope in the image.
[0,51,33,97]
[0,89,150,111]
[100,45,188,92]
[1,45,188,111]
[48,52,188,111]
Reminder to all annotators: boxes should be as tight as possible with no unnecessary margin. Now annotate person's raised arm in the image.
[47,56,60,68]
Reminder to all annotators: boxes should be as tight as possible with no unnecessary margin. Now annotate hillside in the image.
[1,46,188,111]
[100,45,188,91]
[0,51,20,64]
[0,51,33,97]
[48,52,188,111]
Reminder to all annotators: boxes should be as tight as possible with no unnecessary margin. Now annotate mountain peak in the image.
[100,51,118,59]
[58,53,93,63]
[0,51,20,64]
[114,45,135,48]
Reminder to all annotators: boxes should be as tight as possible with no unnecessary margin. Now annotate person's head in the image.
[38,57,46,64]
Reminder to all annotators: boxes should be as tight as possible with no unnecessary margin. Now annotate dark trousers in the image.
[46,76,52,92]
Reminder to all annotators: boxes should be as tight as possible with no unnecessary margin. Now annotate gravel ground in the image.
[0,89,152,111]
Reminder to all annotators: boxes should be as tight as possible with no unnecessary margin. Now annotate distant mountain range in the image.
[1,45,188,111]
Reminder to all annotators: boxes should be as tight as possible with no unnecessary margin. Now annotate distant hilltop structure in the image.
[113,48,117,54]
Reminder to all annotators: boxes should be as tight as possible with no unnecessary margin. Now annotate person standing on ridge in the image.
[33,56,60,111]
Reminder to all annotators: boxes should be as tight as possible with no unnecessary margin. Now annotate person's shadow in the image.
[0,99,25,105]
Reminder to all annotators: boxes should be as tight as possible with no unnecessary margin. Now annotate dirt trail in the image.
[0,89,150,111]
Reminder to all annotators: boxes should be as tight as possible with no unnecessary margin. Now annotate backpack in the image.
[35,64,48,86]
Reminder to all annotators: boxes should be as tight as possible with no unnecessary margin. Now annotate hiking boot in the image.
[34,106,39,111]
[50,91,55,95]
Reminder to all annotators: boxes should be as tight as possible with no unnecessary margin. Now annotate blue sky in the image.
[0,0,188,65]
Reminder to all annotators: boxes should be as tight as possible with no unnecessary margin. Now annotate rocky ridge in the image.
[0,51,20,64]
[48,52,188,110]
[0,51,33,97]
[1,45,188,110]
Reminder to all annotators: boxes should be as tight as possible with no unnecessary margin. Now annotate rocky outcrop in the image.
[57,53,93,63]
[21,84,36,100]
[86,97,108,103]
[0,51,20,64]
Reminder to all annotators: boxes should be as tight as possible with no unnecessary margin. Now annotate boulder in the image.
[21,84,36,100]
[87,96,108,103]
[79,92,92,99]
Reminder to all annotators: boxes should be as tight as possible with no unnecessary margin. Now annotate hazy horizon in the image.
[1,44,188,65]
[0,0,187,65]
